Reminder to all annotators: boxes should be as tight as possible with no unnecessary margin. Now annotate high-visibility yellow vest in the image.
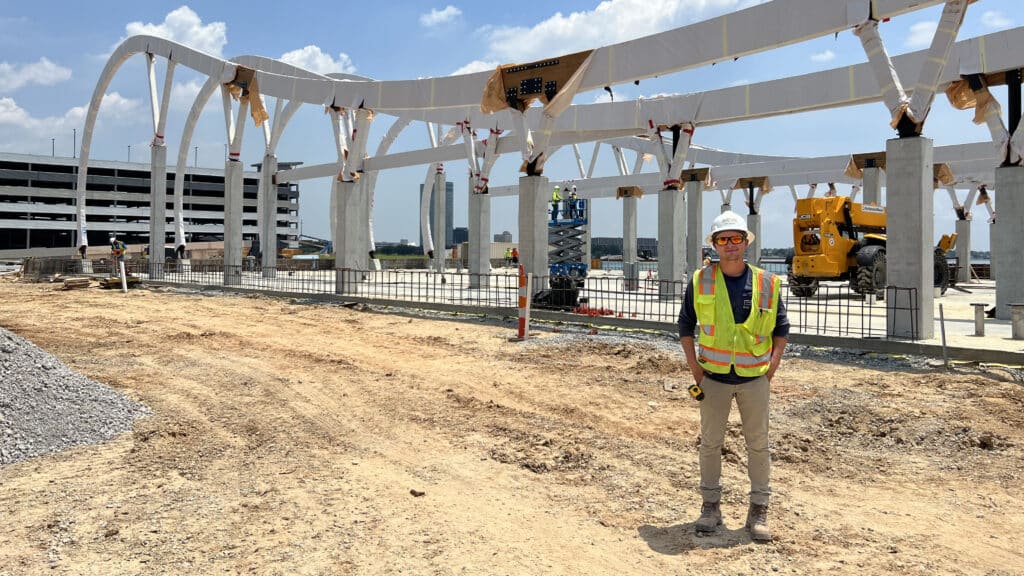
[552,189,562,201]
[692,263,780,377]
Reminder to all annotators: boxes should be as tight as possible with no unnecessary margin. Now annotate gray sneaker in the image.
[695,501,722,534]
[746,503,771,542]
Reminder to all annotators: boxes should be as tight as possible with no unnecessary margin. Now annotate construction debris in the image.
[61,278,91,290]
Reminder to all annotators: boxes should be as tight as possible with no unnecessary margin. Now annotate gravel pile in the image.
[0,327,150,466]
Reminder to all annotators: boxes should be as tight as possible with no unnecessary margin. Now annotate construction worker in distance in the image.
[511,247,519,265]
[109,235,127,276]
[568,186,579,219]
[551,185,562,221]
[677,210,790,542]
[504,247,513,267]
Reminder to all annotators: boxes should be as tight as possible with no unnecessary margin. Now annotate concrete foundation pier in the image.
[885,137,934,339]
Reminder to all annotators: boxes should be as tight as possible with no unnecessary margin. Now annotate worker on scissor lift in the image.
[551,185,562,221]
[568,186,579,219]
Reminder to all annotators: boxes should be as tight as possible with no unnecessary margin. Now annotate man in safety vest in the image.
[110,235,127,262]
[551,185,562,221]
[677,210,789,542]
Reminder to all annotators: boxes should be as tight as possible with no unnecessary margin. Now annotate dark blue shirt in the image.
[678,265,789,384]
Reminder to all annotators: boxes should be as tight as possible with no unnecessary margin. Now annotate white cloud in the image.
[450,60,498,76]
[0,92,143,155]
[0,97,84,133]
[170,78,205,111]
[124,6,227,57]
[477,0,742,63]
[0,58,72,93]
[420,5,462,27]
[905,21,937,49]
[980,11,1012,30]
[810,50,835,63]
[94,92,142,123]
[280,46,356,75]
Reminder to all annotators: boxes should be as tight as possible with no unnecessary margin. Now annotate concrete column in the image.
[468,177,491,289]
[622,196,638,263]
[329,187,338,255]
[685,180,704,275]
[954,218,971,284]
[334,180,362,294]
[989,218,996,280]
[619,195,635,287]
[259,154,278,278]
[354,179,369,271]
[746,213,761,266]
[223,159,244,286]
[518,175,550,292]
[432,170,446,272]
[149,144,167,279]
[994,166,1024,320]
[885,137,934,339]
[658,188,685,299]
[862,166,883,205]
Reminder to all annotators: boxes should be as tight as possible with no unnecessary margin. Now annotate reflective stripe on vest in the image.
[699,343,772,369]
[698,263,716,296]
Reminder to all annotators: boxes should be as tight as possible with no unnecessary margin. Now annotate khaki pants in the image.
[699,374,771,506]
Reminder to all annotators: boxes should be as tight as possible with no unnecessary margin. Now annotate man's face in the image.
[713,232,748,262]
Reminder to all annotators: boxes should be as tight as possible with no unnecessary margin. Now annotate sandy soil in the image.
[0,277,1022,576]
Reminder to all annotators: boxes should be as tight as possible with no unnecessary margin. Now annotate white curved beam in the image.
[483,141,1004,199]
[277,25,1024,184]
[365,117,413,260]
[72,0,980,250]
[172,75,220,250]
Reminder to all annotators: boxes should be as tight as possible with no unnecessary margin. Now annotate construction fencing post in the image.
[118,261,128,293]
[517,264,533,340]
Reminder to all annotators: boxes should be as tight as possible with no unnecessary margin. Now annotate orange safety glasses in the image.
[713,235,746,246]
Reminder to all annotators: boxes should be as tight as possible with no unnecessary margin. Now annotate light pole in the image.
[51,138,55,157]
[72,128,76,159]
[194,146,198,167]
[127,145,131,162]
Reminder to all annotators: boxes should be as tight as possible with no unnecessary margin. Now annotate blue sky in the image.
[0,0,1016,250]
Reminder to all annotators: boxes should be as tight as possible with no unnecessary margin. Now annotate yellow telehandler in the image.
[786,195,956,297]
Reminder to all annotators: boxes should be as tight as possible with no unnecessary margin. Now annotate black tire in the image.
[854,246,885,295]
[791,283,818,298]
[934,249,950,295]
[786,254,818,298]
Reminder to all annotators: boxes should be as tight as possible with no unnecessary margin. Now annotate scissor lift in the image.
[548,198,588,281]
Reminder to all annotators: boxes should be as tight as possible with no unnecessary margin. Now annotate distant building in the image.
[494,230,513,243]
[637,237,659,259]
[0,152,299,257]
[419,181,454,249]
[591,237,658,258]
[453,226,468,245]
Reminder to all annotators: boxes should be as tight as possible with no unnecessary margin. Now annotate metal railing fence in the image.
[18,256,919,340]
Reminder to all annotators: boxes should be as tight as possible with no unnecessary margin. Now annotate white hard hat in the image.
[554,185,560,191]
[705,210,754,244]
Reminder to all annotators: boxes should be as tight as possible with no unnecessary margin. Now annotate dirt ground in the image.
[0,277,1022,576]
